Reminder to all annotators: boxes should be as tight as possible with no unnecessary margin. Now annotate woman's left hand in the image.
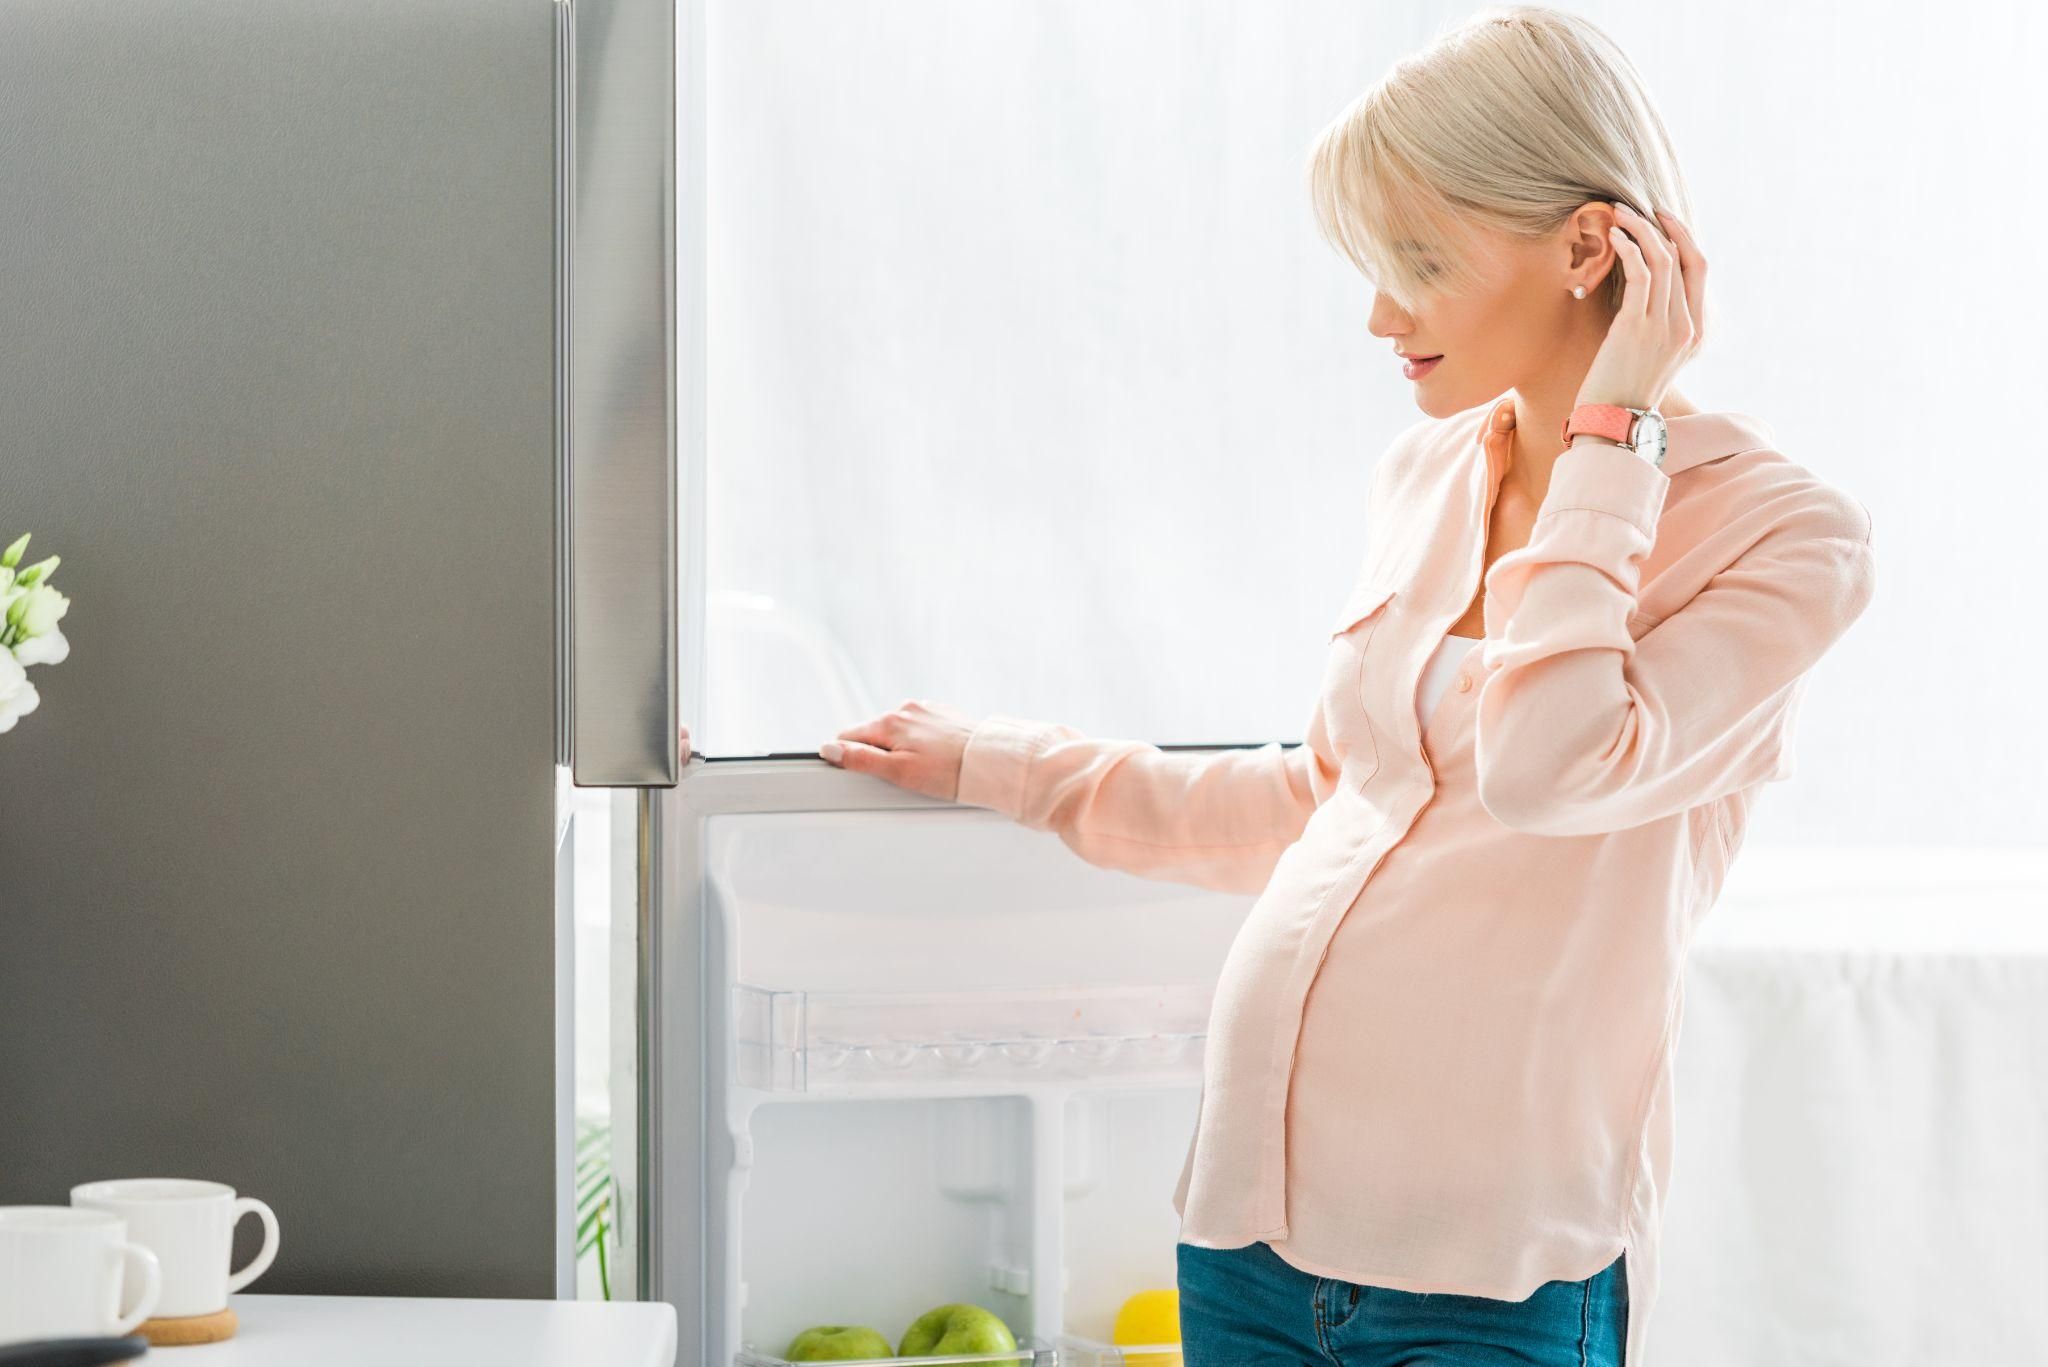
[1575,203,1706,414]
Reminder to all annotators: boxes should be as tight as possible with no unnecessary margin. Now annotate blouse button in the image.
[1456,673,1473,692]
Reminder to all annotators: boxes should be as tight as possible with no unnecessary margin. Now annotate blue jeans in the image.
[1175,1239,1628,1367]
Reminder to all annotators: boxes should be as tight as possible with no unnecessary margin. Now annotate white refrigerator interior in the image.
[698,804,1247,1364]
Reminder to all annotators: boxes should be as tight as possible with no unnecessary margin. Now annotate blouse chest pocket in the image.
[1319,581,1396,787]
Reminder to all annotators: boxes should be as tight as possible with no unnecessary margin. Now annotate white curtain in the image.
[1669,846,2048,1362]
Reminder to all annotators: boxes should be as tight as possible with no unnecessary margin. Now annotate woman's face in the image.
[1366,215,1614,418]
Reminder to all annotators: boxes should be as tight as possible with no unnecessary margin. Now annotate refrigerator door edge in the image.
[563,0,679,790]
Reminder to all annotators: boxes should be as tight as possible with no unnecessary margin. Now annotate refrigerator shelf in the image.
[735,1337,1056,1366]
[733,982,1213,1093]
[1052,1337,1184,1366]
[732,1337,1181,1366]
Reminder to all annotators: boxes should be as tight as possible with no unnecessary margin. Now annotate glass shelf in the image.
[1052,1337,1183,1367]
[735,1338,1055,1366]
[733,982,1212,1093]
[733,1338,1182,1365]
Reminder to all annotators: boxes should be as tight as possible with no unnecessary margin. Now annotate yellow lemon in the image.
[1111,1288,1181,1365]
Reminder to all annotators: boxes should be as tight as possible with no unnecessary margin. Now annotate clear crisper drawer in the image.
[733,982,1211,1092]
[735,1340,1056,1366]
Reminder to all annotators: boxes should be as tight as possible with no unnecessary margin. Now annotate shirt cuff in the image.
[955,713,1059,817]
[1539,437,1671,538]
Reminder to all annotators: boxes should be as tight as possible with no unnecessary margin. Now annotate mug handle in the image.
[225,1197,281,1293]
[112,1242,162,1334]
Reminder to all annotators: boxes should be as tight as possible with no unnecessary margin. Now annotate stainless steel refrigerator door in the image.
[0,0,564,1296]
[564,0,679,790]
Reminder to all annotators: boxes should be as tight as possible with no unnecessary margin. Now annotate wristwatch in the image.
[1560,403,1668,468]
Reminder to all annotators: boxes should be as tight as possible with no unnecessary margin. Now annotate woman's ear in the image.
[1564,199,1622,280]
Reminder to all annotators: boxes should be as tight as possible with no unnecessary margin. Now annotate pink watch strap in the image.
[1560,403,1634,447]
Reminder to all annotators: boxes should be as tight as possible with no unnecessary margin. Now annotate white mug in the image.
[0,1206,163,1344]
[70,1179,280,1319]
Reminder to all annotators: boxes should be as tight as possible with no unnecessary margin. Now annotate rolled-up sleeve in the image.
[954,706,1334,895]
[1473,438,1876,837]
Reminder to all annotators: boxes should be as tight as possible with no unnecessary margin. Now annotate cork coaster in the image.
[139,1307,239,1346]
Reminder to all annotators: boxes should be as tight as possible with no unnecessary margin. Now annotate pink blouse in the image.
[1418,630,1482,731]
[954,398,1877,1367]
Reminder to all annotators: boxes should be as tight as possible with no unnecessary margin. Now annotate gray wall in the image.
[0,0,561,1295]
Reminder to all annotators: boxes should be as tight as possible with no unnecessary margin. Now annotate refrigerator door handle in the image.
[557,0,678,788]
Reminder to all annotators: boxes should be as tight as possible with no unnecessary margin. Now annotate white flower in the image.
[13,626,69,667]
[8,583,68,637]
[0,646,39,733]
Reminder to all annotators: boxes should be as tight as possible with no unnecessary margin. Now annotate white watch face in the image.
[1632,410,1668,467]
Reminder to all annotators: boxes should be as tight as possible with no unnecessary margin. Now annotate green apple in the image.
[896,1303,1017,1358]
[783,1324,896,1361]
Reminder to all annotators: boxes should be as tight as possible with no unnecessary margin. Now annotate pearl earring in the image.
[1572,285,1587,299]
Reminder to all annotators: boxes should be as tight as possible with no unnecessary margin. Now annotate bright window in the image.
[694,0,2048,849]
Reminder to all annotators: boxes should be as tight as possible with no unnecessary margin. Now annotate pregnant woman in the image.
[691,6,1876,1364]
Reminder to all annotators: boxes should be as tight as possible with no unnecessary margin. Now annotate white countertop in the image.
[1699,843,2048,954]
[167,1294,676,1366]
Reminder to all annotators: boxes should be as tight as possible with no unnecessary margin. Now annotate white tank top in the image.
[1417,631,1483,729]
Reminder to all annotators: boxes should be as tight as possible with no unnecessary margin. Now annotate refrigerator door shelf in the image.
[735,1338,1057,1367]
[733,982,1213,1093]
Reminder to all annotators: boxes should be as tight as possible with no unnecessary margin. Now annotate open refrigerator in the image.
[628,774,1255,1365]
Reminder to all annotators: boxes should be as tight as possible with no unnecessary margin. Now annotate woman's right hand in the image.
[819,698,977,801]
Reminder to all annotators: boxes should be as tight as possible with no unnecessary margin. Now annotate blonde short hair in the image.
[1308,5,1696,331]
